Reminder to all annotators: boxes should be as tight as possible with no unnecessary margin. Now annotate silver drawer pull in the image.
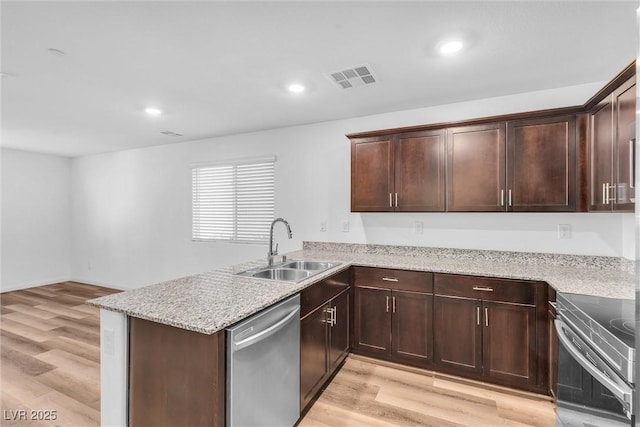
[382,277,399,282]
[472,286,494,292]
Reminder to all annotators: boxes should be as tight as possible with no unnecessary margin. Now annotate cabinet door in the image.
[447,123,507,211]
[589,97,614,211]
[351,137,394,212]
[354,286,391,355]
[300,304,328,410]
[328,290,349,371]
[391,290,432,365]
[395,130,445,212]
[434,295,482,375]
[613,76,636,210]
[507,115,576,212]
[482,301,536,388]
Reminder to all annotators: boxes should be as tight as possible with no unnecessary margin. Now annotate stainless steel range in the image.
[555,293,635,426]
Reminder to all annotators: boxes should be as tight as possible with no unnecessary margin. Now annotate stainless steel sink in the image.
[280,260,339,271]
[235,259,340,283]
[251,268,314,281]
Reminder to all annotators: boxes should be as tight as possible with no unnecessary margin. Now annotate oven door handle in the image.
[555,319,634,416]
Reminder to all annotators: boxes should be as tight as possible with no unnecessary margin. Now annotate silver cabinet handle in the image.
[606,183,611,204]
[603,183,607,204]
[389,193,392,208]
[508,189,512,206]
[500,189,504,207]
[386,295,389,313]
[484,307,489,327]
[392,296,396,313]
[395,193,398,208]
[610,183,617,204]
[325,306,333,327]
[382,277,399,282]
[328,306,336,327]
[472,286,493,292]
[476,307,480,326]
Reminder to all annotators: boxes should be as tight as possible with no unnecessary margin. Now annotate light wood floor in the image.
[0,282,119,426]
[1,283,556,427]
[299,356,556,427]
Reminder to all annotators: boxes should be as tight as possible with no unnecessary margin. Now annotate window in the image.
[192,157,275,244]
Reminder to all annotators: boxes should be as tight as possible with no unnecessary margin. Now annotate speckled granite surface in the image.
[88,242,636,335]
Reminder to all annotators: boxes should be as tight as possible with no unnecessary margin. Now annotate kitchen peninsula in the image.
[88,241,634,426]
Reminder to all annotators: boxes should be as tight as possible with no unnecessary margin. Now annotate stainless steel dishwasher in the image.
[226,294,300,427]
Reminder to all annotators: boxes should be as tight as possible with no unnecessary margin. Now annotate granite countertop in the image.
[88,242,636,335]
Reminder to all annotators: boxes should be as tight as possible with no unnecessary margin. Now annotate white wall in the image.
[1,148,71,291]
[71,81,635,290]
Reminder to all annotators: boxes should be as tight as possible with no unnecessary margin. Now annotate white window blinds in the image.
[192,157,275,244]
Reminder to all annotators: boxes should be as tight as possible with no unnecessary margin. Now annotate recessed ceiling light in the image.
[287,83,305,94]
[439,40,464,55]
[145,107,163,116]
[47,48,66,57]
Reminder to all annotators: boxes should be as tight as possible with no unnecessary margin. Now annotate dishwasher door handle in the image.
[233,307,300,351]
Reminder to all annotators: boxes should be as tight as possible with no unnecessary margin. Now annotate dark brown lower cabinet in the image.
[433,296,482,375]
[354,286,391,355]
[300,275,349,413]
[328,290,349,368]
[128,317,226,427]
[433,273,546,393]
[354,285,433,367]
[392,290,433,363]
[483,300,536,387]
[300,304,330,408]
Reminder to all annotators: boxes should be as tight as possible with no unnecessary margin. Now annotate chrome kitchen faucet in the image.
[268,218,293,266]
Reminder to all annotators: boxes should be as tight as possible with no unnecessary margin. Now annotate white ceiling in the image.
[1,1,638,158]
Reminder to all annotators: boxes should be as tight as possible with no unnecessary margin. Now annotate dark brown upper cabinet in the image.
[351,130,446,212]
[507,115,576,212]
[589,75,636,212]
[447,123,507,212]
[348,60,635,214]
[446,116,576,212]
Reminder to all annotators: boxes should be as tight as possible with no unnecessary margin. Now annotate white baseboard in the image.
[69,277,132,291]
[1,276,71,293]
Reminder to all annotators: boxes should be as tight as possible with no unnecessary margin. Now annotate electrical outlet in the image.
[558,224,572,239]
[414,221,424,234]
[320,221,327,232]
[103,328,115,356]
[342,221,350,232]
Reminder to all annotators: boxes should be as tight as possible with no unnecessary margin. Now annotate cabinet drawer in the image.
[301,269,350,318]
[354,266,433,293]
[434,273,535,305]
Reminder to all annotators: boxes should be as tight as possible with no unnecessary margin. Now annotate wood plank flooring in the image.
[0,282,119,426]
[298,356,556,427]
[1,283,556,426]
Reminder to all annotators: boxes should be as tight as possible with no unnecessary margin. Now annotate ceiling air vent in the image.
[160,130,183,137]
[328,64,377,89]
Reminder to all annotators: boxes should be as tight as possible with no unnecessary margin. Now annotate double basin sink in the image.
[236,260,340,283]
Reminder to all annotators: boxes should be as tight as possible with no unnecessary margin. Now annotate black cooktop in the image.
[562,293,635,348]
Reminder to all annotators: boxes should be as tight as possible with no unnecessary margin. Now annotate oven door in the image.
[555,319,633,426]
